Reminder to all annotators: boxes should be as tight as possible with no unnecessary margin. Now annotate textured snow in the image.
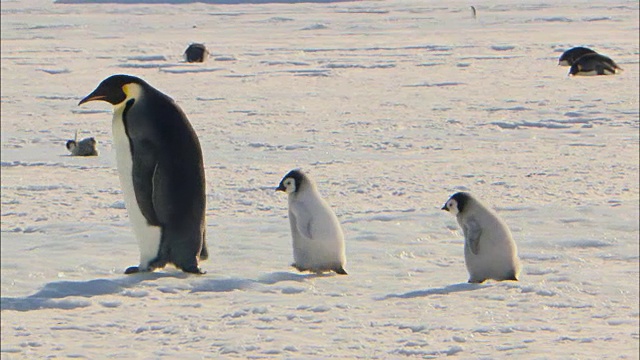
[1,0,639,358]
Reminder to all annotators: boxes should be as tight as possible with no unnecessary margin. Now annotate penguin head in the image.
[65,140,77,151]
[442,192,471,216]
[184,43,208,63]
[79,74,146,106]
[276,169,305,194]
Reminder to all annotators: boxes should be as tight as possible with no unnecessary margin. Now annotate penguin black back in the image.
[558,46,597,66]
[184,43,208,63]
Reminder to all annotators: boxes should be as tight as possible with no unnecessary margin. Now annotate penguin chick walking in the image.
[569,53,622,76]
[276,169,347,275]
[442,192,520,283]
[66,136,98,156]
[558,46,596,66]
[79,74,208,275]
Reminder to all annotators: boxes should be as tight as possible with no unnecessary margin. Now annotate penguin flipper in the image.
[131,140,161,226]
[463,217,482,255]
[291,205,313,239]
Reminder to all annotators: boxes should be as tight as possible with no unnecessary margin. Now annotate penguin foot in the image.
[148,259,168,271]
[291,263,309,273]
[180,265,206,275]
[468,278,486,284]
[124,266,140,274]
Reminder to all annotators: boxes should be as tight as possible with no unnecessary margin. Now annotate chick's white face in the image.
[444,198,459,216]
[281,177,297,194]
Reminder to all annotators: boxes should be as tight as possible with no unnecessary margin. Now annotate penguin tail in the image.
[199,241,209,260]
[334,267,348,275]
[199,230,208,260]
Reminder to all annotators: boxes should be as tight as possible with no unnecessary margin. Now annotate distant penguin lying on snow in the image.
[184,43,209,63]
[569,53,622,76]
[558,46,596,66]
[276,169,348,275]
[442,192,520,283]
[66,132,98,156]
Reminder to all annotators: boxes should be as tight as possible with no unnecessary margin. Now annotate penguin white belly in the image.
[112,108,161,270]
[574,70,598,76]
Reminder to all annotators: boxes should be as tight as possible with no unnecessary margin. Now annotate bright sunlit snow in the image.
[1,0,639,358]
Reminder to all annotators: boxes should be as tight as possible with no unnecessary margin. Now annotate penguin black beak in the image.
[275,184,286,192]
[78,92,107,106]
[441,205,448,211]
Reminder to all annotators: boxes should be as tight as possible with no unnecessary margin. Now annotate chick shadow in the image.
[0,272,187,312]
[378,282,490,300]
[189,271,331,293]
[258,271,333,285]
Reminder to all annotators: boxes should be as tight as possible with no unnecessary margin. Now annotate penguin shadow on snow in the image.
[258,271,333,285]
[379,282,490,300]
[0,272,187,312]
[189,271,334,293]
[1,271,331,311]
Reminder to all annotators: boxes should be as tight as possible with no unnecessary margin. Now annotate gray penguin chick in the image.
[66,134,98,156]
[276,169,347,275]
[442,192,520,283]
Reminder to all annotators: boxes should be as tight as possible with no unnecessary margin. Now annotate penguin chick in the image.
[66,137,98,156]
[442,192,520,283]
[569,53,622,76]
[79,74,208,275]
[276,169,347,275]
[184,43,209,63]
[558,46,596,66]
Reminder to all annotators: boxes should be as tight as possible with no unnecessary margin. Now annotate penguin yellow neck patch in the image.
[122,83,143,102]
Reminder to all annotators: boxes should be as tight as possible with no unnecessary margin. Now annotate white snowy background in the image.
[1,0,638,358]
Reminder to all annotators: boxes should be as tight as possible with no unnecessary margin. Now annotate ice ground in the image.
[1,0,639,358]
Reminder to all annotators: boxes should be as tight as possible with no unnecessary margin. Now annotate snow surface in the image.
[1,0,639,358]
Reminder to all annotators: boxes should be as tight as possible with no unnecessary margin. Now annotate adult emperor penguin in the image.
[276,169,347,275]
[568,53,622,76]
[558,46,596,66]
[79,74,208,274]
[442,192,520,283]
